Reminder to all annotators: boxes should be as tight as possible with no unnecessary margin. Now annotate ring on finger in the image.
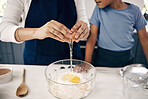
[51,30,55,34]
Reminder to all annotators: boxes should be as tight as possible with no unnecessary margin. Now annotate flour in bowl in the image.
[48,72,93,99]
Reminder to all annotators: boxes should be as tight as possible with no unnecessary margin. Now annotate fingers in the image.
[49,20,72,39]
[73,65,83,73]
[83,28,90,39]
[71,21,89,42]
[71,22,81,32]
[46,30,65,42]
[75,22,87,39]
[45,20,89,43]
[73,63,90,73]
[76,27,89,42]
[49,28,70,42]
[45,20,73,42]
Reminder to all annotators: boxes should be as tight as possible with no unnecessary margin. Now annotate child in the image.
[85,0,148,67]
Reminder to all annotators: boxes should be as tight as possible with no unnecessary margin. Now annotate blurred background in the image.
[0,0,148,65]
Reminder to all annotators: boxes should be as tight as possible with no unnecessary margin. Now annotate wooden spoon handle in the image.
[22,68,25,83]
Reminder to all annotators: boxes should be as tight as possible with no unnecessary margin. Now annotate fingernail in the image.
[71,29,74,32]
[69,30,72,34]
[75,35,78,38]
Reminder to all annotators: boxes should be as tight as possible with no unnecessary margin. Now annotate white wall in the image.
[123,0,144,11]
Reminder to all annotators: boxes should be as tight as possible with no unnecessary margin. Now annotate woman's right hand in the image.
[33,20,72,42]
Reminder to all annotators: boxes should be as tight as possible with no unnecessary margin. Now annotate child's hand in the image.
[71,21,89,42]
[73,63,91,73]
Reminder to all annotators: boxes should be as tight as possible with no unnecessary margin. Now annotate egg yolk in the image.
[62,74,80,83]
[70,76,80,83]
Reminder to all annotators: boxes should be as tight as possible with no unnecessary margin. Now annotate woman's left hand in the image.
[71,21,89,42]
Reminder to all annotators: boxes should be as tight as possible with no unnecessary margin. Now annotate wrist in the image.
[32,28,38,39]
[85,58,91,63]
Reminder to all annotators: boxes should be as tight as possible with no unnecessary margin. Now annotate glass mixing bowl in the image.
[45,59,96,99]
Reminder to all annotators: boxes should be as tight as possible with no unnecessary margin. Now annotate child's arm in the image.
[85,24,98,63]
[137,27,148,63]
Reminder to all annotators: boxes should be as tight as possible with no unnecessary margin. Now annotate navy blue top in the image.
[90,3,147,51]
[24,0,82,65]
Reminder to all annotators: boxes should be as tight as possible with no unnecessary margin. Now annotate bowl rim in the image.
[120,64,148,77]
[45,59,97,86]
[0,67,12,78]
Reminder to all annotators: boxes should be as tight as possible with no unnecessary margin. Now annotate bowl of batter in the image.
[45,59,96,99]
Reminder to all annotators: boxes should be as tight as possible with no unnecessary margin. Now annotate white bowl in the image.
[0,67,12,84]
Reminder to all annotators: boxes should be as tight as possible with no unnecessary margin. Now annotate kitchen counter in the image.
[0,64,123,99]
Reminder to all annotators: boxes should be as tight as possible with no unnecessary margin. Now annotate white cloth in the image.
[0,0,89,43]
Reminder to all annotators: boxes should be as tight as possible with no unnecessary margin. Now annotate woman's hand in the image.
[71,21,89,42]
[33,20,72,42]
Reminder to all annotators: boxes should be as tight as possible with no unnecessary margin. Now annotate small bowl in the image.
[0,67,13,84]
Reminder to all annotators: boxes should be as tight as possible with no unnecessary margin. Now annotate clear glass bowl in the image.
[45,59,96,99]
[122,64,148,99]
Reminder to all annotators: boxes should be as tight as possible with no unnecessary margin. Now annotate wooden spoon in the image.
[16,68,28,97]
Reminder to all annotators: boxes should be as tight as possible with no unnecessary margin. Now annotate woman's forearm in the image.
[14,20,73,43]
[15,28,37,42]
